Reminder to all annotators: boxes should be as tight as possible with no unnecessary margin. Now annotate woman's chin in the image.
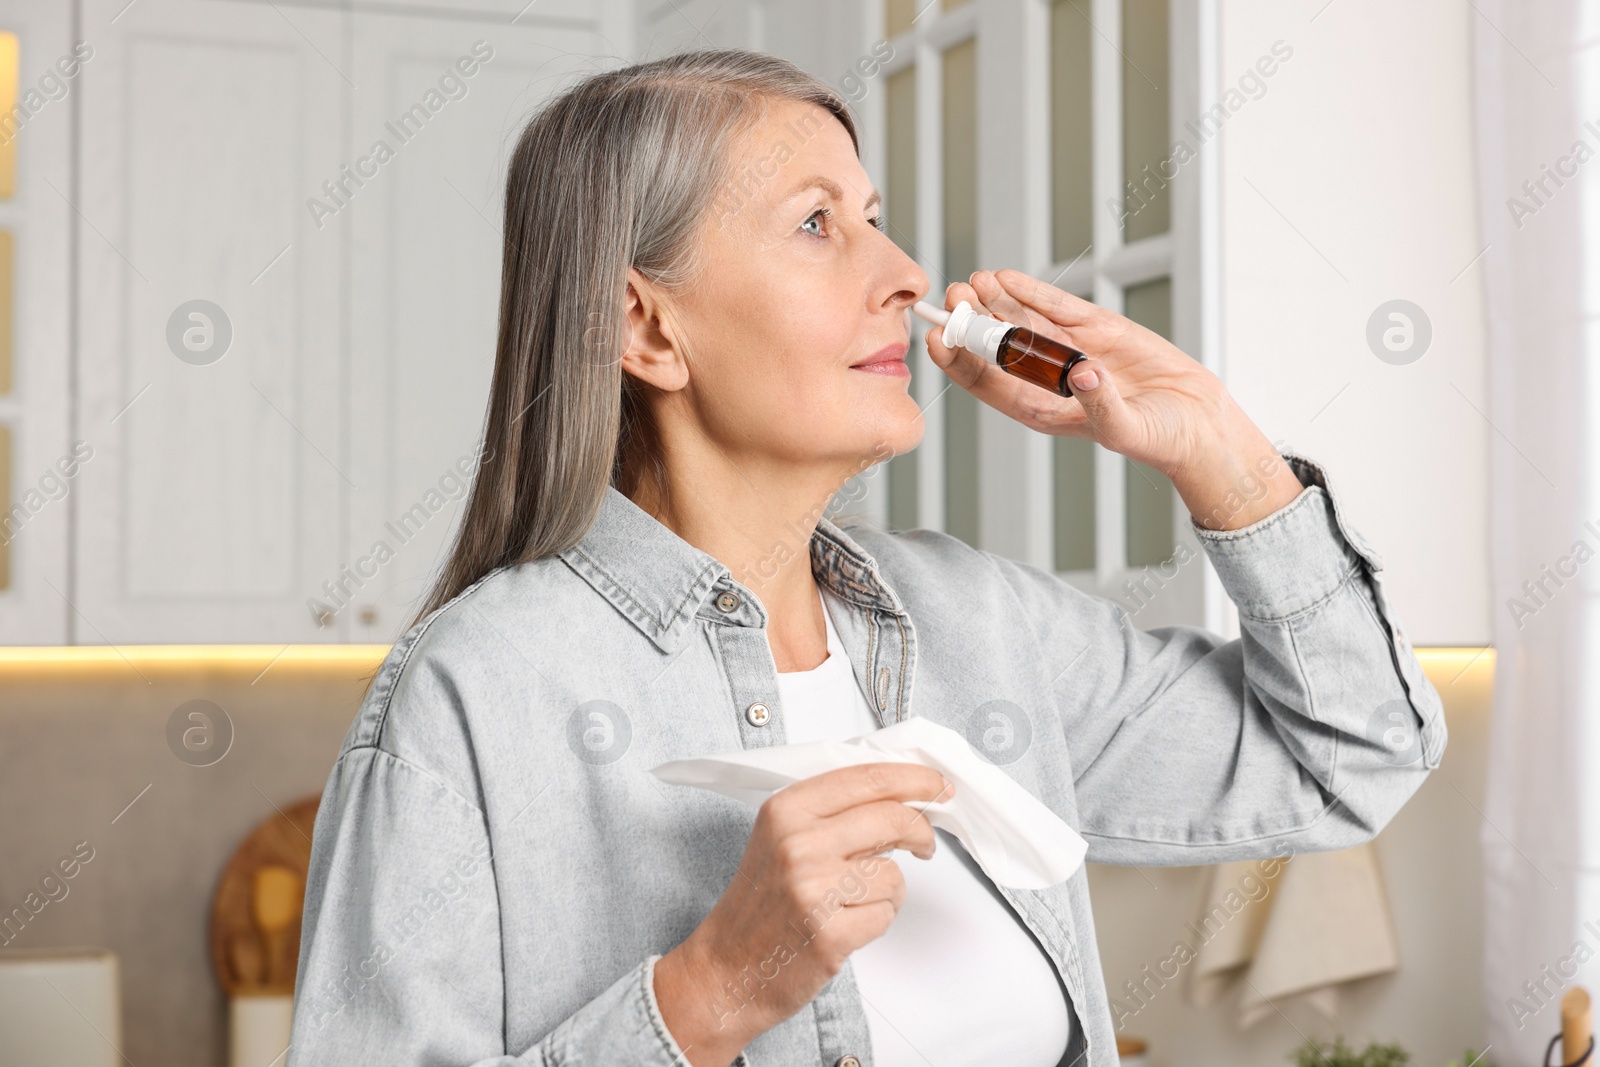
[861,400,925,458]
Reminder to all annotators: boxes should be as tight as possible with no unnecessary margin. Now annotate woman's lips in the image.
[852,342,910,376]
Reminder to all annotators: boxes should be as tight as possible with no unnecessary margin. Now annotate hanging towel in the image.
[1186,842,1400,1028]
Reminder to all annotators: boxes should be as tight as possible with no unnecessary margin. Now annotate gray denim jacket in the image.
[287,449,1446,1067]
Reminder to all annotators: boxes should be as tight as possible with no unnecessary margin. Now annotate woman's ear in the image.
[620,267,689,392]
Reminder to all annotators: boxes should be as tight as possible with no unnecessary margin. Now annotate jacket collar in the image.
[557,483,907,655]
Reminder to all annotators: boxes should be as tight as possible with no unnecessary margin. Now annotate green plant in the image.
[1288,1036,1410,1067]
[1444,1051,1494,1067]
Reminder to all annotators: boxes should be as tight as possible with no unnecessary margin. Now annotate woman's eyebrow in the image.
[782,175,882,214]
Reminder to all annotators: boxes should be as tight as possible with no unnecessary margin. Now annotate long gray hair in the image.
[413,48,859,625]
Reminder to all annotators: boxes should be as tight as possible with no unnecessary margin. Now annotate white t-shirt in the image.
[774,586,1074,1067]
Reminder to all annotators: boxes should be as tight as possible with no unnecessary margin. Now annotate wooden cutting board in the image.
[209,795,320,997]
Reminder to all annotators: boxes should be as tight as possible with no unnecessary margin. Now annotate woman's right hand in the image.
[653,762,954,1067]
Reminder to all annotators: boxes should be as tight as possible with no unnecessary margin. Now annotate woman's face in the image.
[627,96,931,497]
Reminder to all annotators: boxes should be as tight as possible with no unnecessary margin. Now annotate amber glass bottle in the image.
[912,300,1090,397]
[994,326,1090,397]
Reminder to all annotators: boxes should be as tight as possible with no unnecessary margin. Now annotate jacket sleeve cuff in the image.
[537,954,750,1067]
[1188,450,1381,621]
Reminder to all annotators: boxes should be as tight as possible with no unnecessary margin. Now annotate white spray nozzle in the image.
[912,300,1014,360]
[937,300,1015,361]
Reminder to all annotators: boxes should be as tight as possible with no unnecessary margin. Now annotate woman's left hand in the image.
[922,268,1305,531]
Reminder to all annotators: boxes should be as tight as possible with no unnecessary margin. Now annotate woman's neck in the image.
[626,468,844,672]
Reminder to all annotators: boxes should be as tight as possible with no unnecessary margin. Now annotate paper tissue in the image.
[650,717,1087,890]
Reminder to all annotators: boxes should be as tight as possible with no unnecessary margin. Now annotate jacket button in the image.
[715,591,740,613]
[836,1057,861,1067]
[745,702,771,727]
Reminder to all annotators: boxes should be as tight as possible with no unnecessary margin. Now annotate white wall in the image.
[1218,0,1490,647]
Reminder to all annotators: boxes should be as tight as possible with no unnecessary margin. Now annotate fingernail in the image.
[1071,365,1099,391]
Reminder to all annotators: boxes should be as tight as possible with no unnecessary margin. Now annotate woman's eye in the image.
[801,208,830,238]
[801,207,883,239]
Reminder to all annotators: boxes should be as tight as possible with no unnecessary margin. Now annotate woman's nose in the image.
[881,245,930,313]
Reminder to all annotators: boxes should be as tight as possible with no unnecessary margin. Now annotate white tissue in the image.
[649,717,1087,890]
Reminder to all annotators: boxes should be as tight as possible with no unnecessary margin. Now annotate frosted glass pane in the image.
[942,38,980,547]
[1121,0,1170,241]
[0,34,15,199]
[0,230,10,395]
[1123,278,1175,566]
[1125,276,1172,337]
[0,424,10,590]
[946,393,981,545]
[886,65,919,531]
[942,39,977,288]
[1050,0,1093,263]
[1125,457,1173,567]
[1053,436,1095,571]
[943,0,972,9]
[886,0,918,38]
[886,67,918,258]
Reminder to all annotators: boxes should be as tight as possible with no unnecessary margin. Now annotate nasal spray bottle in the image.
[912,300,1090,397]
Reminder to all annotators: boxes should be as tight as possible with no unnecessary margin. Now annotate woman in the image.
[288,48,1446,1067]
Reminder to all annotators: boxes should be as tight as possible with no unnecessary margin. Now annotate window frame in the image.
[852,0,1227,634]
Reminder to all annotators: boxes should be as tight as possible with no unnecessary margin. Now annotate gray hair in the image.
[414,48,858,625]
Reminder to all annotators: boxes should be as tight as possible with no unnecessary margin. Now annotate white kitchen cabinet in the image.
[66,0,629,644]
[74,0,347,645]
[0,3,76,645]
[343,7,620,643]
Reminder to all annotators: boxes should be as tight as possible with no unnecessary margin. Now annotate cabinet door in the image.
[344,2,624,643]
[0,2,75,645]
[75,0,345,643]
